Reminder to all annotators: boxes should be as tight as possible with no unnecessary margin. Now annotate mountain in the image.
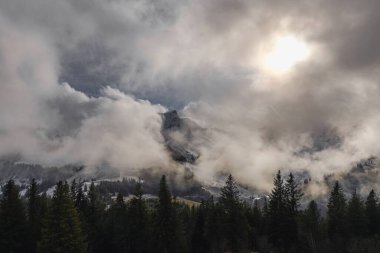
[161,110,203,163]
[323,156,379,195]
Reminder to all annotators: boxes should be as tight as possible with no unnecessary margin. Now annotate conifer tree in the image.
[28,178,39,252]
[246,199,264,250]
[347,190,366,237]
[204,197,223,253]
[284,172,303,248]
[70,179,77,202]
[39,181,86,253]
[219,175,240,208]
[267,170,287,249]
[366,189,379,235]
[219,174,248,252]
[252,200,263,233]
[327,181,347,251]
[0,179,28,253]
[74,182,87,211]
[303,200,321,237]
[261,196,269,236]
[86,182,105,253]
[107,193,128,253]
[180,204,193,250]
[285,173,303,215]
[74,182,89,236]
[27,178,47,253]
[154,175,185,253]
[127,182,151,253]
[301,200,321,253]
[190,202,208,253]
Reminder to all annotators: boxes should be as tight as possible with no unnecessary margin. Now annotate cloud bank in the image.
[1,0,380,191]
[0,15,170,173]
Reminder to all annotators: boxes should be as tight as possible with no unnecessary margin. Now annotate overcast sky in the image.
[1,0,380,191]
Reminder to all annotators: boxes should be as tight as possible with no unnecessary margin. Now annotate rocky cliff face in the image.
[161,110,201,163]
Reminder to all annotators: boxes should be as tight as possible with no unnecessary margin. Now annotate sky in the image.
[1,0,380,191]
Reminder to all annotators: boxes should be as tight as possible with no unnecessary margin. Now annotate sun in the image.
[263,35,311,73]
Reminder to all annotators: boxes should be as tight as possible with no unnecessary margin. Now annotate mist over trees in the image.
[0,173,380,253]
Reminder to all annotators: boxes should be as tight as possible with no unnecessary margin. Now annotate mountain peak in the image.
[162,110,181,129]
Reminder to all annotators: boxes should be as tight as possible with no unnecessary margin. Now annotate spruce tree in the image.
[247,199,264,250]
[284,172,303,248]
[327,181,346,238]
[0,179,28,253]
[74,182,88,213]
[285,173,303,215]
[301,200,321,253]
[327,181,347,252]
[27,178,47,253]
[204,198,223,253]
[366,189,379,235]
[70,179,77,202]
[86,182,105,253]
[347,190,366,237]
[261,197,269,236]
[74,182,90,237]
[218,174,248,252]
[39,181,86,253]
[107,193,128,252]
[267,170,287,249]
[190,202,208,253]
[303,200,321,237]
[127,182,151,253]
[219,175,240,208]
[154,175,185,253]
[251,200,263,230]
[180,204,193,250]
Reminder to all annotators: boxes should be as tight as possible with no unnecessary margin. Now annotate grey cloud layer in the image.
[0,15,170,171]
[1,0,380,191]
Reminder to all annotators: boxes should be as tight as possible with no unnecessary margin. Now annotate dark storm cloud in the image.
[311,0,380,70]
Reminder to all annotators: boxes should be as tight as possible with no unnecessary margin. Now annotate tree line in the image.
[0,171,380,253]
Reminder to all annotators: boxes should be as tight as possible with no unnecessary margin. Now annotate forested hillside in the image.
[0,172,379,253]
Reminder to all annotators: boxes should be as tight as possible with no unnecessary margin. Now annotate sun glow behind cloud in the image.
[262,35,311,73]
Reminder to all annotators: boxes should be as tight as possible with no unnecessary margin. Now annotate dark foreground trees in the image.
[154,175,185,253]
[127,182,151,253]
[267,171,303,251]
[219,174,249,252]
[0,180,27,253]
[1,173,380,253]
[39,181,87,253]
[28,178,48,252]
